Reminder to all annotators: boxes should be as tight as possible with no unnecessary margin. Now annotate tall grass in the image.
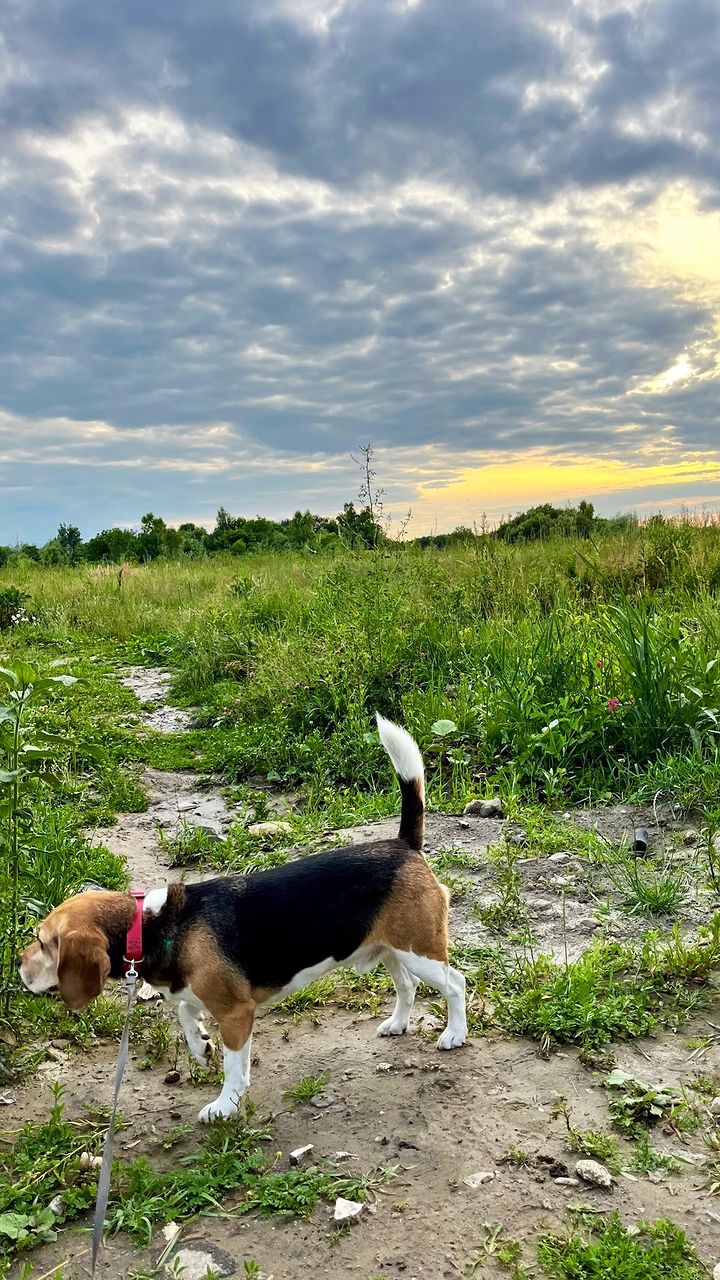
[2,520,719,805]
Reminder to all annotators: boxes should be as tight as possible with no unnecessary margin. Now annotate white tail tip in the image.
[376,713,424,782]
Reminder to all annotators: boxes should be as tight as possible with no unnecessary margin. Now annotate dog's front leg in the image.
[198,1004,255,1122]
[178,997,213,1065]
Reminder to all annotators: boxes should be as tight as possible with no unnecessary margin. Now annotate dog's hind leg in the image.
[377,949,419,1036]
[393,949,467,1050]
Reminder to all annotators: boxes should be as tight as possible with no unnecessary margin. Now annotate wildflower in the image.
[597,659,603,670]
[607,697,620,712]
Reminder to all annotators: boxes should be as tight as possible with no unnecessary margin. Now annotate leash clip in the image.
[123,955,142,980]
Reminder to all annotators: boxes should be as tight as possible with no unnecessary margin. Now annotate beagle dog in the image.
[20,716,467,1122]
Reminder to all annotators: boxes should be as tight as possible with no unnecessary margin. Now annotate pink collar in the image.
[125,890,145,973]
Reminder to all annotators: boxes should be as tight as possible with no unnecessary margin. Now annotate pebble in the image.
[547,852,570,864]
[289,1144,314,1165]
[194,825,222,843]
[507,829,528,846]
[709,1097,720,1116]
[462,1171,496,1189]
[310,1094,334,1108]
[164,1069,181,1085]
[713,1265,720,1280]
[576,1159,613,1189]
[79,1152,103,1172]
[248,820,292,837]
[165,1245,236,1278]
[683,829,698,846]
[463,798,504,819]
[554,1177,580,1187]
[333,1197,364,1222]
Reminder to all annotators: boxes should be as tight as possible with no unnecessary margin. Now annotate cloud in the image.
[1,0,719,541]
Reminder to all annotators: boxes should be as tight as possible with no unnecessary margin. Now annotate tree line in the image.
[0,500,648,566]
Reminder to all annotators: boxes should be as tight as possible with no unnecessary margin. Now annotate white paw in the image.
[377,1017,408,1037]
[437,1026,467,1050]
[198,1095,241,1123]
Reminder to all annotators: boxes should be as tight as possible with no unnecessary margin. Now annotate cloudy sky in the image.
[2,0,720,543]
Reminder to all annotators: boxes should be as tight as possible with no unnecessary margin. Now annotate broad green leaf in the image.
[431,719,457,736]
[0,769,20,783]
[48,674,79,687]
[0,1212,31,1240]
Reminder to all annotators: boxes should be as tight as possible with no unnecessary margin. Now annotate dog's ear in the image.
[57,926,111,1011]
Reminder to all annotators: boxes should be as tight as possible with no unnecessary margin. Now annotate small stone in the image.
[709,1097,720,1116]
[547,852,570,864]
[310,1094,334,1108]
[548,874,575,889]
[164,1069,181,1085]
[554,1177,580,1187]
[289,1144,314,1165]
[713,1264,720,1280]
[462,1171,496,1189]
[575,1159,613,1189]
[49,1194,64,1216]
[248,821,292,837]
[507,829,528,846]
[683,829,698,846]
[463,798,504,819]
[333,1197,364,1222]
[376,1062,394,1072]
[79,1152,103,1172]
[193,825,222,842]
[165,1245,236,1278]
[45,1046,66,1063]
[50,1038,70,1049]
[335,1151,356,1162]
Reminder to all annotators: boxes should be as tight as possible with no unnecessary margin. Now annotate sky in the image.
[1,0,720,543]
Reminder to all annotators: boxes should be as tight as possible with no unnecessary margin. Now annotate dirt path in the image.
[11,671,720,1278]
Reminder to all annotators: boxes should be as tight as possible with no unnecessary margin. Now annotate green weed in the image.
[536,1212,706,1279]
[284,1072,330,1103]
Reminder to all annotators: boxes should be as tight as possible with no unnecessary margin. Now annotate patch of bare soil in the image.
[11,671,720,1278]
[87,767,235,887]
[121,666,196,734]
[13,1014,720,1279]
[342,807,719,963]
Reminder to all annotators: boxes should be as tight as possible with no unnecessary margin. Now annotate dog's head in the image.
[20,891,133,1012]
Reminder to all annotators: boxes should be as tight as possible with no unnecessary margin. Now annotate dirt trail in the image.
[88,668,235,887]
[11,671,720,1279]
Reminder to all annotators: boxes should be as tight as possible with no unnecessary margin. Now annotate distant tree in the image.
[336,502,385,549]
[85,528,140,563]
[0,546,10,568]
[138,512,168,561]
[496,502,598,544]
[57,523,83,562]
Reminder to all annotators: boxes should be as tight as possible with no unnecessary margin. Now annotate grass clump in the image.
[0,1088,394,1270]
[284,1072,330,1103]
[458,916,720,1050]
[536,1212,706,1280]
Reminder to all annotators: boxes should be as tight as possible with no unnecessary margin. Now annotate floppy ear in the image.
[57,927,111,1011]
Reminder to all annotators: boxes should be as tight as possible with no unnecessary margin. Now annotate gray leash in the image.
[91,963,138,1276]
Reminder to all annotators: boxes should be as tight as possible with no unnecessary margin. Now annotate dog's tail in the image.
[376,714,425,851]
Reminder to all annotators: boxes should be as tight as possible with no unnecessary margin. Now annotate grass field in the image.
[2,519,720,1277]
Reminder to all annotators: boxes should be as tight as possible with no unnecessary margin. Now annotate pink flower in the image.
[607,697,620,712]
[597,660,603,670]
